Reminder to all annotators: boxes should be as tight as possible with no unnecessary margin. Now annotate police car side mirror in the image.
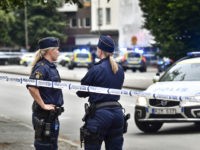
[153,73,160,83]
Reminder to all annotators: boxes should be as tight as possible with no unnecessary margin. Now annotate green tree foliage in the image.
[0,10,15,46]
[0,0,82,10]
[139,0,200,60]
[13,2,67,51]
[0,0,71,51]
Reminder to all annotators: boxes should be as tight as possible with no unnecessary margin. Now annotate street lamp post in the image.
[98,0,101,34]
[24,0,29,50]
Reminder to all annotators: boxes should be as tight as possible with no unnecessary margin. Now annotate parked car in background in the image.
[57,52,73,67]
[120,51,147,72]
[157,57,173,72]
[20,53,34,66]
[135,52,200,133]
[113,51,124,64]
[68,49,93,70]
[143,53,158,66]
[0,52,10,65]
[0,52,21,65]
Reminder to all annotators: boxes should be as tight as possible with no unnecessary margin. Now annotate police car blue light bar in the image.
[187,52,200,57]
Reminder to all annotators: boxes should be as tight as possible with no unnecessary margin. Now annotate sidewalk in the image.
[0,65,157,90]
[0,115,34,150]
[0,115,79,150]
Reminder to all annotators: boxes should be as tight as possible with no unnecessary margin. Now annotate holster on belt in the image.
[82,101,122,122]
[33,116,45,141]
[32,102,64,118]
[32,102,64,141]
[123,113,131,133]
[82,103,90,122]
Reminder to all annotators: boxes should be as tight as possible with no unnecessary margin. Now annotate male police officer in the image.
[27,37,64,150]
[77,35,126,150]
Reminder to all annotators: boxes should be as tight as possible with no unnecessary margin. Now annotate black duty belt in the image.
[94,101,122,109]
[82,101,122,121]
[32,102,64,119]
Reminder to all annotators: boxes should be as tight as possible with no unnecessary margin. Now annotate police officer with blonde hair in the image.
[77,35,126,150]
[27,37,64,150]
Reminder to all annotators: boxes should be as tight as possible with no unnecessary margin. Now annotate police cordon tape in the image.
[0,74,199,102]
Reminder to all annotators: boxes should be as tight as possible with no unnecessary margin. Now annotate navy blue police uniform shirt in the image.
[77,57,124,104]
[28,58,64,106]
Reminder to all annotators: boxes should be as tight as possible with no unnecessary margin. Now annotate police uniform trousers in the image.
[85,107,124,150]
[32,112,60,150]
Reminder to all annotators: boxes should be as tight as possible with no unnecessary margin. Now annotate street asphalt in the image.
[0,65,157,150]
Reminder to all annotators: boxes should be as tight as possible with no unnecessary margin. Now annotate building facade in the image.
[58,0,154,51]
[58,0,95,51]
[91,0,119,44]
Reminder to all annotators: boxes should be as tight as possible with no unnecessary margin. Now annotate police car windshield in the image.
[160,63,200,81]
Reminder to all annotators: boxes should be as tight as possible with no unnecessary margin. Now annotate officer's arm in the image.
[76,68,95,98]
[28,86,55,110]
[76,75,90,98]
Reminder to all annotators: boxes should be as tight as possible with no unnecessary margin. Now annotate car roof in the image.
[126,51,140,54]
[74,51,90,54]
[177,57,200,64]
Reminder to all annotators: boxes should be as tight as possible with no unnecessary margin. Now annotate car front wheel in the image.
[139,67,147,72]
[134,113,163,133]
[194,122,200,126]
[23,62,28,66]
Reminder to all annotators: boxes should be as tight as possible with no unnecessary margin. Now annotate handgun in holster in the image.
[44,110,56,139]
[80,126,85,148]
[34,116,45,141]
[80,125,90,148]
[82,103,90,122]
[44,107,64,138]
[123,113,131,133]
[55,106,64,116]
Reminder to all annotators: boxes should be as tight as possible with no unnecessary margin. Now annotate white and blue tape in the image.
[0,74,198,102]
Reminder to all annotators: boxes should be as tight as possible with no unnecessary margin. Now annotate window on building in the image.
[79,18,83,28]
[106,8,111,25]
[97,8,103,26]
[71,18,77,27]
[85,17,91,27]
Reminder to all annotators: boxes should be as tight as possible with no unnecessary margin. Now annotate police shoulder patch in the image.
[35,71,43,79]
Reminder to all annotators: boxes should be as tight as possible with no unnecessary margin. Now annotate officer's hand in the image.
[76,91,82,97]
[43,104,55,110]
[76,91,89,98]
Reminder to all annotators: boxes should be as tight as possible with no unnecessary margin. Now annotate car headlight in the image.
[136,97,147,106]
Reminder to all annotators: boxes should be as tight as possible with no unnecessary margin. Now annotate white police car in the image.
[135,52,200,133]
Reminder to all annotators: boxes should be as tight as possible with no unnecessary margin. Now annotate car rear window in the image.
[128,53,140,58]
[77,53,89,58]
